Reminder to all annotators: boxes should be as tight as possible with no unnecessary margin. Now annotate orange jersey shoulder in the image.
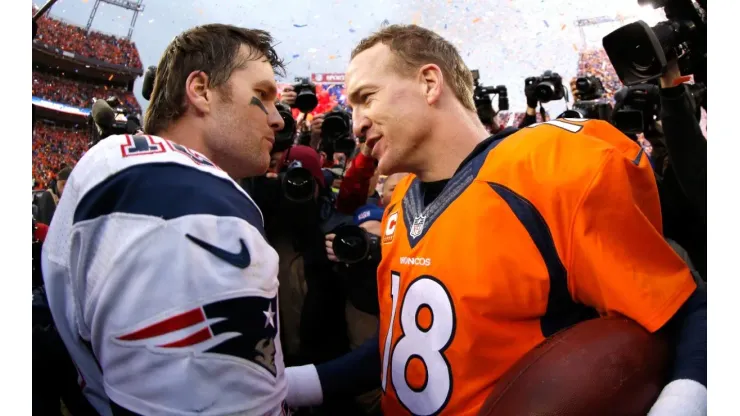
[376,119,695,416]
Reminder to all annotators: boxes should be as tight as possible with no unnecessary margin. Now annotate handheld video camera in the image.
[603,0,706,91]
[89,96,141,147]
[292,77,319,114]
[526,70,565,103]
[331,224,381,264]
[611,83,662,137]
[320,108,355,157]
[471,69,509,126]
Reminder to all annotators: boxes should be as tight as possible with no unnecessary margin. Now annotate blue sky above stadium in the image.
[32,0,665,113]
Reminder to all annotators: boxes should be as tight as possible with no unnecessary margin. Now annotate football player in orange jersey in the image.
[284,25,706,416]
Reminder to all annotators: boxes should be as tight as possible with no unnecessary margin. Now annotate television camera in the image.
[603,0,706,100]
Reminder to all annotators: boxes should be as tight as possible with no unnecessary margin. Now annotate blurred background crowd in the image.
[32,6,142,69]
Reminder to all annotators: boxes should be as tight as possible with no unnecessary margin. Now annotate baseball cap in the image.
[279,145,325,188]
[354,204,384,226]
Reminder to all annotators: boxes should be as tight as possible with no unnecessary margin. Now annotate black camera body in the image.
[603,0,706,88]
[274,101,296,153]
[471,69,509,126]
[526,70,565,103]
[611,83,662,137]
[320,108,355,157]
[292,77,319,113]
[562,99,614,121]
[331,225,381,265]
[575,76,606,101]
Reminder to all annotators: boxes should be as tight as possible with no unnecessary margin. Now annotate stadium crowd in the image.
[32,71,140,114]
[33,7,142,69]
[32,122,87,191]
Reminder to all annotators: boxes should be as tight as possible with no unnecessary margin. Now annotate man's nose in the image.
[352,109,370,138]
[269,106,285,132]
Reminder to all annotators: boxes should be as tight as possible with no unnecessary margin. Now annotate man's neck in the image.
[158,120,213,161]
[413,109,489,182]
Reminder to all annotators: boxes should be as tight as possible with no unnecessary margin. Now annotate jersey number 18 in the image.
[381,272,457,416]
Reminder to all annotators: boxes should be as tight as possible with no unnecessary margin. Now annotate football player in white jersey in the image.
[41,24,290,416]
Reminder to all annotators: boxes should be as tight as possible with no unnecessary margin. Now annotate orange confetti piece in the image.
[472,17,481,23]
[328,55,336,60]
[561,24,567,30]
[412,12,421,25]
[108,74,115,81]
[572,44,579,52]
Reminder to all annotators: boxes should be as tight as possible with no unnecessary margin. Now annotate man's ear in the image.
[184,71,211,115]
[419,64,444,106]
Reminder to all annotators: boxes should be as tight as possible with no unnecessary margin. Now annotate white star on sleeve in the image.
[263,302,276,328]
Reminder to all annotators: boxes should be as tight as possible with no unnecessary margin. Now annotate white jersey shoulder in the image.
[42,134,287,416]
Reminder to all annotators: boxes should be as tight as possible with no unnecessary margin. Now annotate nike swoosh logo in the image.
[186,234,251,269]
[632,147,645,166]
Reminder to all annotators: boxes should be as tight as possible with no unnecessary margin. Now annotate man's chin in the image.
[377,156,400,176]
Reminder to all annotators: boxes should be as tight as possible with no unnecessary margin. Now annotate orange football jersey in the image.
[376,119,696,416]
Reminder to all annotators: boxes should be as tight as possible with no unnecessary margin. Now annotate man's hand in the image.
[524,77,539,110]
[570,77,581,101]
[325,233,339,262]
[660,61,684,89]
[281,86,297,106]
[310,114,325,143]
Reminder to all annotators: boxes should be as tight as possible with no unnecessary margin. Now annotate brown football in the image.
[478,317,669,416]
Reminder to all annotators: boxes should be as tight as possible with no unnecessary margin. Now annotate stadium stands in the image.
[32,71,140,114]
[33,122,88,191]
[32,7,142,69]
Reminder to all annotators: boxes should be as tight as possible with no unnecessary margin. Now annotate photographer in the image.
[658,61,707,220]
[246,145,364,414]
[520,71,563,128]
[323,204,385,416]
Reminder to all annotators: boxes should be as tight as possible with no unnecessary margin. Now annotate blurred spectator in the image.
[33,6,142,69]
[33,121,88,191]
[33,71,140,114]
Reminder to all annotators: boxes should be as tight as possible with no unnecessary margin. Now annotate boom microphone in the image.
[92,99,116,131]
[142,66,157,101]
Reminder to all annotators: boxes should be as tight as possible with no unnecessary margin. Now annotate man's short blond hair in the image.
[351,24,475,112]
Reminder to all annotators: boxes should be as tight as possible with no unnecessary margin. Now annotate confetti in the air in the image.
[293,24,308,28]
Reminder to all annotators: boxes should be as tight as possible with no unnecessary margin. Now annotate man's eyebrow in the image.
[255,80,278,96]
[347,84,373,105]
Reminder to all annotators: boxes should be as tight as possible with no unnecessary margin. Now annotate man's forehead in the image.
[347,43,393,86]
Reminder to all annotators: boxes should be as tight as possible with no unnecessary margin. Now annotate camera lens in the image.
[322,113,349,139]
[282,166,316,202]
[332,225,370,264]
[535,82,555,102]
[295,89,318,113]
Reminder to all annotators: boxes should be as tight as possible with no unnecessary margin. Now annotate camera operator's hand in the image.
[570,77,581,101]
[309,114,325,147]
[659,61,684,89]
[325,233,339,262]
[281,85,297,106]
[524,77,539,110]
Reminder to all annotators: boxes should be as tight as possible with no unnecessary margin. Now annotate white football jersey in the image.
[42,134,288,416]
